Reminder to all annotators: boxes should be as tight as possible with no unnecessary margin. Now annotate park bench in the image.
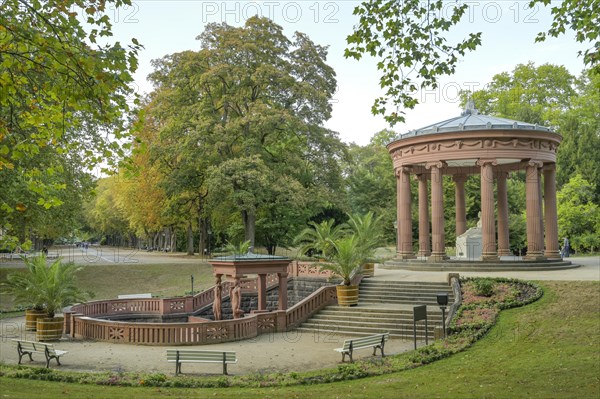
[13,339,68,368]
[334,332,389,362]
[117,293,152,299]
[166,349,237,375]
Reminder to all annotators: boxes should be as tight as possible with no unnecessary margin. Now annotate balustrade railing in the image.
[67,260,340,345]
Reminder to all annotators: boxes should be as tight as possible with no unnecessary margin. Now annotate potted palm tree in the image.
[293,219,346,260]
[3,255,91,341]
[319,235,365,306]
[346,212,383,278]
[3,256,48,331]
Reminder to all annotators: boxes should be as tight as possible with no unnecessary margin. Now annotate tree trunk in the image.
[186,223,194,255]
[198,215,206,257]
[170,227,176,252]
[242,210,256,251]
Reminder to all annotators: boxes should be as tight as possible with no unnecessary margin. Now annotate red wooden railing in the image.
[66,260,344,345]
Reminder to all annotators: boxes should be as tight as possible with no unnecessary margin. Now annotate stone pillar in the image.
[416,173,431,257]
[477,159,499,260]
[257,274,267,311]
[543,164,561,259]
[525,160,545,260]
[396,166,415,259]
[278,272,288,310]
[453,174,468,237]
[496,171,511,256]
[538,168,545,246]
[427,161,447,261]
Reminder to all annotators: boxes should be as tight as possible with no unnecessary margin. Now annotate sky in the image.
[102,0,589,145]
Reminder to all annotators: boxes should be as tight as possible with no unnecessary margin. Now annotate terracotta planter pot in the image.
[336,284,359,306]
[36,317,64,341]
[361,263,375,277]
[25,309,48,331]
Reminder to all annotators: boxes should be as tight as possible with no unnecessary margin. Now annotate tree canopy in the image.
[0,0,141,249]
[346,0,599,124]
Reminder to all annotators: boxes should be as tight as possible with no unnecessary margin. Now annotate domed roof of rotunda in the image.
[397,100,554,140]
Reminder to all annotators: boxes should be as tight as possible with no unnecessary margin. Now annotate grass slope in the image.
[1,281,598,398]
[0,262,215,311]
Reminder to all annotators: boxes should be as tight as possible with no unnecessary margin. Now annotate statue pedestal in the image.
[455,227,482,261]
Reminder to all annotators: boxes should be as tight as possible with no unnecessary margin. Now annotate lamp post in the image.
[190,275,194,295]
[437,293,448,338]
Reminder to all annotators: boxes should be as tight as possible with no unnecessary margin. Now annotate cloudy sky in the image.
[104,1,589,145]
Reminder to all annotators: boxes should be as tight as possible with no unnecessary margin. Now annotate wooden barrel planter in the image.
[361,263,375,278]
[36,317,64,341]
[25,309,48,331]
[336,285,359,306]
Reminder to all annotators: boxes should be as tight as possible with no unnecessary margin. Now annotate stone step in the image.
[319,308,442,317]
[358,290,454,298]
[359,297,450,304]
[360,280,450,286]
[296,325,435,339]
[309,315,442,326]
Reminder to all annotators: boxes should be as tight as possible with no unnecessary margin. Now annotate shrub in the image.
[473,278,495,296]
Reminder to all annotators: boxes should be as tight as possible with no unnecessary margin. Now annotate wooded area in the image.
[2,1,599,255]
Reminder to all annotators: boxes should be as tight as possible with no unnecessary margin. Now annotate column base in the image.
[544,250,561,259]
[396,252,416,260]
[428,253,448,262]
[480,254,500,261]
[417,250,432,257]
[497,249,512,256]
[524,252,547,261]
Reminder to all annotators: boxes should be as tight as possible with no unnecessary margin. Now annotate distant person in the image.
[42,246,48,255]
[562,237,570,258]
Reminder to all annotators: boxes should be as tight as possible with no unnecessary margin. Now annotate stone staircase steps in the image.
[297,280,453,340]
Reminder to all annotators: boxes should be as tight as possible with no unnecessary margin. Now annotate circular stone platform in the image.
[381,259,577,272]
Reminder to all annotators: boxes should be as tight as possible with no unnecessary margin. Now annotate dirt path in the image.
[0,316,414,376]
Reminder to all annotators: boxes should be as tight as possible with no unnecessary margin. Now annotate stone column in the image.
[426,161,447,261]
[453,174,468,237]
[396,166,415,259]
[538,168,545,247]
[477,159,499,260]
[496,171,511,256]
[525,160,545,260]
[416,173,431,257]
[278,272,288,310]
[543,164,561,258]
[257,274,267,311]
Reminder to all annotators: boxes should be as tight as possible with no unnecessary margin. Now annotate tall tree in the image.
[346,0,598,124]
[345,130,396,243]
[0,0,141,249]
[148,17,343,249]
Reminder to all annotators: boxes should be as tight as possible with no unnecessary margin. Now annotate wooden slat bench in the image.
[334,332,390,362]
[13,339,68,368]
[166,349,237,375]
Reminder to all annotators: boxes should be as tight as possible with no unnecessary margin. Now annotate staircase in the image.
[296,280,454,340]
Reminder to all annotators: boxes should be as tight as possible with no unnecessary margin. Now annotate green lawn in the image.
[0,262,215,311]
[0,280,598,398]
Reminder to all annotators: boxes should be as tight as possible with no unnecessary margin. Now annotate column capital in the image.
[527,159,544,169]
[413,173,429,182]
[395,165,412,177]
[452,174,468,183]
[542,162,556,171]
[425,161,446,170]
[496,170,509,179]
[476,158,498,167]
